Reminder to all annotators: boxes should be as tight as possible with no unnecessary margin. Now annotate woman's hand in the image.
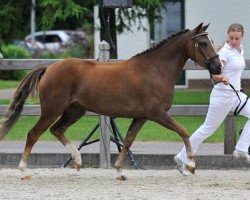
[222,76,229,85]
[212,74,229,85]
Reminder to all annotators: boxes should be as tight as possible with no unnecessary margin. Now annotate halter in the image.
[192,32,219,73]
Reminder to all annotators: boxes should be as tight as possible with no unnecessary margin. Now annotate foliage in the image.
[40,0,165,32]
[1,44,31,58]
[0,0,166,60]
[0,44,31,80]
[0,0,95,43]
[38,43,87,59]
[0,0,165,41]
[40,0,93,31]
[0,71,26,80]
[0,0,32,42]
[116,0,166,33]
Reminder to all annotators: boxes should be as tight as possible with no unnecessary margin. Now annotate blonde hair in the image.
[216,23,244,52]
[227,23,244,36]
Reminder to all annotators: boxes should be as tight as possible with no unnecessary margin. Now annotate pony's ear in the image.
[202,23,210,31]
[195,23,203,33]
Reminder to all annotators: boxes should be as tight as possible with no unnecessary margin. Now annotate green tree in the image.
[40,0,165,58]
[0,0,31,42]
[0,0,165,58]
[40,0,93,31]
[0,0,95,43]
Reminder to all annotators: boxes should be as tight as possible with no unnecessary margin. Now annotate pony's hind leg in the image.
[50,104,86,171]
[19,114,58,180]
[115,118,146,180]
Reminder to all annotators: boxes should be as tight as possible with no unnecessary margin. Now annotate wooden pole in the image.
[224,115,237,154]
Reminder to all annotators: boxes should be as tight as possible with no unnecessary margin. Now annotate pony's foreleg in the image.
[19,116,56,180]
[65,143,82,171]
[50,105,85,171]
[115,118,146,180]
[154,112,195,173]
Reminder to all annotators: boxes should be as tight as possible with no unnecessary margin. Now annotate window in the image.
[154,0,185,86]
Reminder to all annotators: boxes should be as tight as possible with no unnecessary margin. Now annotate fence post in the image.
[224,115,237,154]
[98,40,111,168]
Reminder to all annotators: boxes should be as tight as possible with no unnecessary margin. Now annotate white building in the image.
[94,0,250,88]
[185,0,250,87]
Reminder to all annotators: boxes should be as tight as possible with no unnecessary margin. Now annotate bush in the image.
[0,70,27,80]
[1,44,32,59]
[38,43,87,59]
[0,44,31,80]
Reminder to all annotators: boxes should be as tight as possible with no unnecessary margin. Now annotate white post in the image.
[98,41,111,168]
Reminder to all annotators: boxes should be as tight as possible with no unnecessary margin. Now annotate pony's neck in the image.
[129,29,193,86]
[159,42,188,82]
[135,33,189,82]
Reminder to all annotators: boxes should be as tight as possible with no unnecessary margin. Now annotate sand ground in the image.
[0,168,249,200]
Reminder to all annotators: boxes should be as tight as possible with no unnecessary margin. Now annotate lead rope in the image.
[229,84,249,116]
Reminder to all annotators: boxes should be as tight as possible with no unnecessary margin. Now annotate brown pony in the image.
[0,23,221,180]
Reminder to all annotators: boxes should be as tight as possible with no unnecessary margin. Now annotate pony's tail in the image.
[0,67,47,140]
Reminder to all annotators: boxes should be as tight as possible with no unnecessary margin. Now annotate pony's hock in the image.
[0,23,222,179]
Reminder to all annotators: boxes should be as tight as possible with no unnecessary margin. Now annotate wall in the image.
[185,0,250,80]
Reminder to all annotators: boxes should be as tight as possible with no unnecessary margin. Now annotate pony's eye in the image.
[199,42,207,47]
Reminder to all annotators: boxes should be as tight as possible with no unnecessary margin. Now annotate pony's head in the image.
[188,23,222,75]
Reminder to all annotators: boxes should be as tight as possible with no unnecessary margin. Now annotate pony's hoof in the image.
[21,175,32,180]
[114,163,122,172]
[187,159,195,174]
[73,160,82,172]
[186,165,195,174]
[116,175,127,181]
[115,167,122,173]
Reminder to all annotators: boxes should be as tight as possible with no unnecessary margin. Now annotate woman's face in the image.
[227,31,243,50]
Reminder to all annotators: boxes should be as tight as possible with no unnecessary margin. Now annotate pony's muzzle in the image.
[208,60,222,75]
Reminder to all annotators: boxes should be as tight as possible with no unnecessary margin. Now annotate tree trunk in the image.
[100,8,117,59]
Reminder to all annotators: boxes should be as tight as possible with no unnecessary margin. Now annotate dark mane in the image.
[132,29,190,58]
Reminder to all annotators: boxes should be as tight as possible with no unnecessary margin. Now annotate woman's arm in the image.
[211,60,229,85]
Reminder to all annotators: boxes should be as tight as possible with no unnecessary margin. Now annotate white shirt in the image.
[215,42,245,91]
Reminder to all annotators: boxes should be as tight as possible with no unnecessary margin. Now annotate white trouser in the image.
[178,88,250,164]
